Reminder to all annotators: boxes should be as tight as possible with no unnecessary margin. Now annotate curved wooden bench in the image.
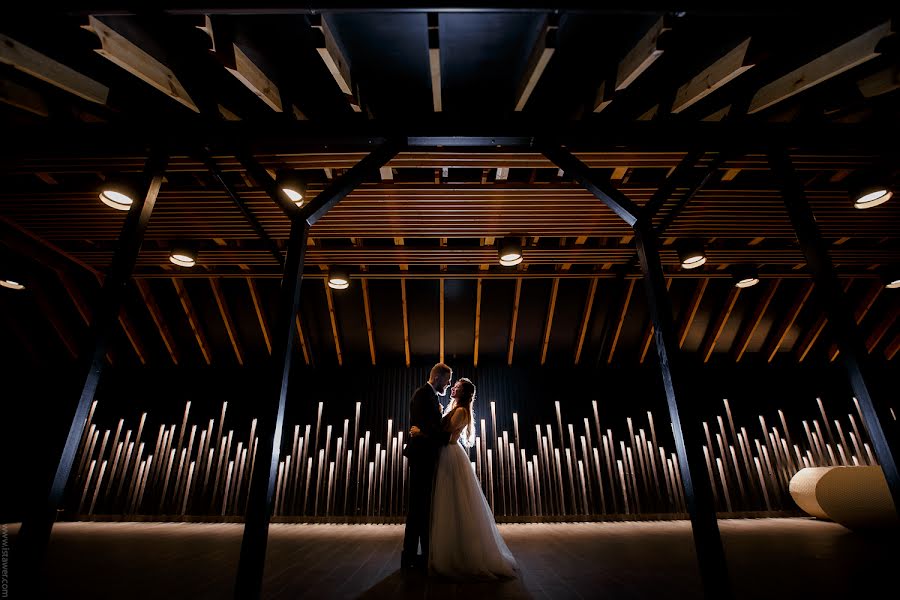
[789,466,898,531]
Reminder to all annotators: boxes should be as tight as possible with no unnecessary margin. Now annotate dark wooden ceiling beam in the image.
[678,278,709,349]
[135,278,179,365]
[733,279,780,362]
[31,280,80,360]
[323,279,343,366]
[361,278,376,365]
[507,277,523,365]
[246,277,272,355]
[473,278,483,367]
[427,13,442,113]
[747,20,892,114]
[172,278,212,365]
[764,281,814,363]
[606,278,635,364]
[574,277,598,365]
[0,33,109,105]
[672,38,755,114]
[540,277,560,365]
[514,14,557,112]
[210,277,244,365]
[865,306,898,354]
[828,279,883,361]
[309,14,362,113]
[885,330,900,361]
[700,285,740,362]
[795,278,854,363]
[400,278,410,367]
[294,314,311,366]
[615,14,673,91]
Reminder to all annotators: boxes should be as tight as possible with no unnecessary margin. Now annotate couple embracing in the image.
[401,363,518,579]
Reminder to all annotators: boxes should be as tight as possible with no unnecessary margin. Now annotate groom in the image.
[401,362,452,570]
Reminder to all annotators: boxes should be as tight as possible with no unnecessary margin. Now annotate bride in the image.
[428,377,519,579]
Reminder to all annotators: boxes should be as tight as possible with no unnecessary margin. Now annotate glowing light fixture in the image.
[729,264,759,288]
[327,266,350,290]
[881,266,900,290]
[677,240,707,270]
[98,178,137,211]
[498,237,523,266]
[852,183,892,209]
[169,245,197,268]
[277,170,306,207]
[0,278,25,290]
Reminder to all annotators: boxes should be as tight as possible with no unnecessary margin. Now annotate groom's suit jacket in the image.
[403,383,451,465]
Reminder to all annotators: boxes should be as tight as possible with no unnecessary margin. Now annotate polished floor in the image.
[5,518,895,599]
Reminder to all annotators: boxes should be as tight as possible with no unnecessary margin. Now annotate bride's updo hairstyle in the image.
[452,378,477,448]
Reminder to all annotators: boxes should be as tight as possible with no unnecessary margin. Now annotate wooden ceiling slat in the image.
[540,278,560,365]
[172,279,212,365]
[136,279,179,365]
[607,279,636,364]
[733,279,780,362]
[246,277,271,355]
[210,278,244,365]
[700,286,741,362]
[574,278,599,365]
[764,282,814,363]
[361,278,376,365]
[507,278,523,366]
[678,278,709,349]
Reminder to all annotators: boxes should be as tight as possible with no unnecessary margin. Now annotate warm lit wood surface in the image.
[5,518,894,599]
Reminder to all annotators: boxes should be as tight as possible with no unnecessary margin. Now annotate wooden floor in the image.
[5,518,894,599]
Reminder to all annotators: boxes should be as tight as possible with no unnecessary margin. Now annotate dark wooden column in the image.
[769,147,900,511]
[234,140,400,600]
[13,150,168,595]
[633,220,731,598]
[542,145,731,599]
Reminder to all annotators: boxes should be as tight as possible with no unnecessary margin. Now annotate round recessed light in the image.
[498,237,523,266]
[677,240,707,270]
[327,267,350,290]
[854,188,892,209]
[99,189,134,211]
[0,279,25,290]
[282,187,304,206]
[169,246,197,268]
[730,264,760,288]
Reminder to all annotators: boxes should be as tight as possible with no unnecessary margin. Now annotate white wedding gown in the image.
[429,422,519,579]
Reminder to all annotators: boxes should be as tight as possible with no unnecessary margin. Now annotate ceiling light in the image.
[277,170,306,207]
[327,267,350,290]
[98,178,137,211]
[677,240,707,270]
[881,266,900,290]
[729,264,759,288]
[169,245,197,268]
[0,278,25,290]
[852,182,892,209]
[498,237,523,266]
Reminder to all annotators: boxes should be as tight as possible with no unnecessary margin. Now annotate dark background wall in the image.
[4,360,895,522]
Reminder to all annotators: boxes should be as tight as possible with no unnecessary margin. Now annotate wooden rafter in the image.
[294,315,311,366]
[473,278,483,367]
[574,278,599,365]
[639,277,672,364]
[678,278,709,349]
[0,33,109,104]
[672,38,754,114]
[0,80,48,116]
[32,280,79,359]
[323,280,343,366]
[733,279,780,362]
[246,277,271,355]
[210,278,244,365]
[310,15,361,112]
[828,280,883,361]
[172,278,212,365]
[540,278,560,365]
[83,16,199,112]
[507,278,523,365]
[400,278,411,367]
[55,269,115,364]
[439,278,445,363]
[795,278,852,363]
[361,278,376,365]
[866,306,898,354]
[118,311,147,365]
[136,279,178,365]
[607,278,636,364]
[748,20,891,114]
[885,331,900,361]
[700,286,741,362]
[615,15,672,91]
[428,13,442,112]
[764,281,814,363]
[514,15,557,111]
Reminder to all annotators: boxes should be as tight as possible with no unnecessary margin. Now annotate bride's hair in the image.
[445,378,477,448]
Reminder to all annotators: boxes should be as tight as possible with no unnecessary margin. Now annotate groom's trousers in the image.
[403,454,437,563]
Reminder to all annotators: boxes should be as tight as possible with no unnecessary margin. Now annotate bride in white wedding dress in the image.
[429,378,519,579]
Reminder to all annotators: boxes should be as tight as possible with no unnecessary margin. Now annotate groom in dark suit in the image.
[401,362,453,570]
